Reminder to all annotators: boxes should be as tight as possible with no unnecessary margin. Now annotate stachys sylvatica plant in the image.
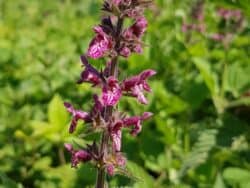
[64,0,155,187]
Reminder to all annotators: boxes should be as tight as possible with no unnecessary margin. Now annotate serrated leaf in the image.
[180,129,218,177]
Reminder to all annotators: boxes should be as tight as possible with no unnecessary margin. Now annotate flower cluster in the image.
[210,7,244,47]
[64,0,155,179]
[182,0,205,33]
[182,1,245,48]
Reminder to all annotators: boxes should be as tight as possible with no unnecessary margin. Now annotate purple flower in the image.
[87,26,113,59]
[217,8,243,22]
[211,33,225,42]
[120,17,147,56]
[104,152,126,176]
[64,0,154,179]
[109,112,152,151]
[191,0,204,22]
[123,27,134,39]
[64,143,73,152]
[64,102,91,133]
[102,76,122,106]
[112,0,122,6]
[106,164,115,176]
[133,43,143,54]
[110,121,123,151]
[122,69,156,104]
[115,153,126,167]
[91,94,104,117]
[119,46,131,58]
[123,112,153,135]
[111,129,122,152]
[122,17,147,39]
[103,61,113,77]
[64,143,92,168]
[112,0,131,7]
[181,23,194,33]
[130,17,148,38]
[78,55,102,86]
[123,0,132,6]
[124,6,142,19]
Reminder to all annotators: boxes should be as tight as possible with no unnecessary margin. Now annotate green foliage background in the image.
[0,0,250,187]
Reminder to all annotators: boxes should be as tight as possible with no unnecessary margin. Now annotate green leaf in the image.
[41,165,78,188]
[180,129,218,177]
[182,78,209,110]
[224,63,250,98]
[188,42,207,57]
[193,58,219,97]
[0,172,23,188]
[214,173,226,188]
[48,94,69,129]
[223,167,250,187]
[126,161,154,188]
[33,157,52,171]
[152,81,188,115]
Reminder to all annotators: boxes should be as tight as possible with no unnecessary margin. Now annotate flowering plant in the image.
[64,0,155,187]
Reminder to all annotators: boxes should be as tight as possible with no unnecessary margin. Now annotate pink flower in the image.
[91,94,104,117]
[133,43,143,54]
[115,153,126,167]
[122,69,156,104]
[123,112,153,135]
[122,17,147,39]
[119,46,131,58]
[130,17,148,38]
[78,55,102,86]
[64,143,92,168]
[211,33,225,42]
[111,129,122,152]
[102,77,122,106]
[110,121,123,151]
[109,112,153,151]
[124,6,142,18]
[64,102,91,133]
[123,0,132,6]
[113,0,131,6]
[112,0,122,6]
[105,152,126,176]
[217,8,242,21]
[87,26,113,59]
[106,164,115,176]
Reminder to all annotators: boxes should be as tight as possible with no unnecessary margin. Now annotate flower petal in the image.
[111,129,122,152]
[132,84,148,104]
[130,17,148,38]
[64,143,73,152]
[102,77,122,106]
[139,69,157,80]
[64,102,91,133]
[106,164,115,176]
[87,26,112,59]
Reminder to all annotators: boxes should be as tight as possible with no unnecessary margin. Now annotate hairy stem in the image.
[95,17,123,188]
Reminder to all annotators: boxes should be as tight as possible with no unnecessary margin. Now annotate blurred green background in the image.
[0,0,250,187]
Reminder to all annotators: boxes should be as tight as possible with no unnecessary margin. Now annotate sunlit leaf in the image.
[48,94,69,129]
